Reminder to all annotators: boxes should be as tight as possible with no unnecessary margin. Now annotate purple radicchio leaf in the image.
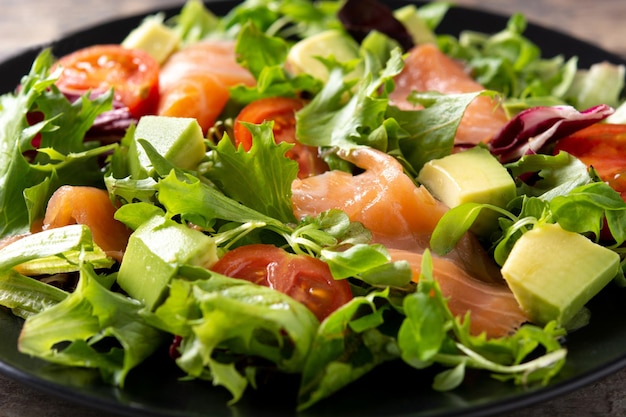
[338,0,414,51]
[488,104,614,163]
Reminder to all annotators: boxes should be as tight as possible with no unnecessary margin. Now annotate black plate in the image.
[1,1,626,417]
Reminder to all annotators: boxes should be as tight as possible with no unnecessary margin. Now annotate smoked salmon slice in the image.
[158,39,256,132]
[388,44,509,145]
[388,248,528,338]
[158,73,230,134]
[292,146,447,248]
[292,147,528,337]
[41,185,131,261]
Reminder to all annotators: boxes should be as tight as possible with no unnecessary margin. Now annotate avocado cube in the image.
[418,146,515,208]
[501,223,620,326]
[286,29,362,82]
[117,215,217,310]
[417,146,516,235]
[130,115,206,178]
[121,16,180,64]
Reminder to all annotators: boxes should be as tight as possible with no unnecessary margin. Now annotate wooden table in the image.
[0,1,625,416]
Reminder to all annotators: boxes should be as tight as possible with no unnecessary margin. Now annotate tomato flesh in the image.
[233,97,329,178]
[54,45,160,118]
[210,244,352,321]
[554,123,626,199]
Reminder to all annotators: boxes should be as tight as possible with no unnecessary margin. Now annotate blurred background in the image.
[0,0,624,61]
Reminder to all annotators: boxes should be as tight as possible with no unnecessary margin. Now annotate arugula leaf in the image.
[387,90,485,174]
[204,123,298,223]
[398,250,566,391]
[296,48,404,152]
[321,243,412,286]
[506,151,593,200]
[297,288,401,411]
[550,182,626,246]
[429,203,487,256]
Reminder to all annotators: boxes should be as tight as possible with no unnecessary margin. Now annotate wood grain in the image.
[0,1,624,417]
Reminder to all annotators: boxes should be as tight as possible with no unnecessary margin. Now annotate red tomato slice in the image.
[233,97,329,178]
[54,45,160,118]
[210,244,352,321]
[554,123,626,199]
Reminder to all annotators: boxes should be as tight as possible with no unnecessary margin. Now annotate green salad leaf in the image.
[297,288,401,411]
[204,122,298,224]
[18,261,165,387]
[230,21,322,102]
[0,50,118,238]
[296,48,404,152]
[146,267,319,404]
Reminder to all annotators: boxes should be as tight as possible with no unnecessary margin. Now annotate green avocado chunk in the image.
[417,146,516,235]
[501,223,620,326]
[116,215,217,310]
[121,15,181,64]
[130,115,206,179]
[417,146,515,208]
[286,29,362,82]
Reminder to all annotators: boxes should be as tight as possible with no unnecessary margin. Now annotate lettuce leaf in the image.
[0,50,117,238]
[203,122,298,224]
[18,261,165,387]
[146,267,319,404]
[296,48,404,152]
[230,21,322,103]
[0,269,68,319]
[387,90,485,174]
[297,288,401,411]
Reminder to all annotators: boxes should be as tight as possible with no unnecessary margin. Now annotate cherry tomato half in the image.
[233,97,329,178]
[554,123,626,200]
[210,244,352,321]
[53,45,160,118]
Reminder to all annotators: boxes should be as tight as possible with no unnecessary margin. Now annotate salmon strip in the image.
[388,248,528,338]
[158,40,256,132]
[42,185,131,262]
[158,73,229,134]
[389,44,509,145]
[292,147,528,337]
[292,146,445,248]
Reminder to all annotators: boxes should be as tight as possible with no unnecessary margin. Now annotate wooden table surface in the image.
[0,1,625,417]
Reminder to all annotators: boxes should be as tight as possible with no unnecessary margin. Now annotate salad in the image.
[1,0,626,412]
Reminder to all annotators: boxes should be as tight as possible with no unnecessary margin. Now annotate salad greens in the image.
[0,0,625,412]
